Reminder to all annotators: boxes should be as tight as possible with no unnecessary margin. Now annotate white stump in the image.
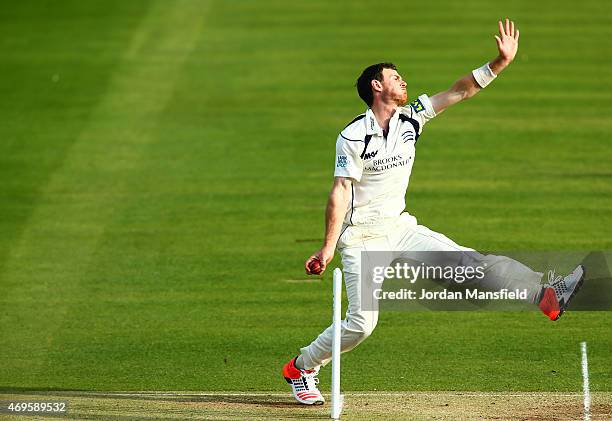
[331,268,344,419]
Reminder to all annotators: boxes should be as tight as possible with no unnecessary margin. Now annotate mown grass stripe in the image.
[0,0,206,386]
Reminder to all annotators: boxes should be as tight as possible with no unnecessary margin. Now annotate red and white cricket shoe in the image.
[282,356,325,405]
[539,265,585,321]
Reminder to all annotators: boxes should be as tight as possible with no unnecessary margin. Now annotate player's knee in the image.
[358,319,377,338]
[346,314,377,340]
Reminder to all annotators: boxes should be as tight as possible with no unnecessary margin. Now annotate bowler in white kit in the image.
[281,20,585,405]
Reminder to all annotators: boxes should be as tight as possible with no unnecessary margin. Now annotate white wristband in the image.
[471,63,497,88]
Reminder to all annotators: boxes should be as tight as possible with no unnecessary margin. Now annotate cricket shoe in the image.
[282,356,325,405]
[539,265,585,321]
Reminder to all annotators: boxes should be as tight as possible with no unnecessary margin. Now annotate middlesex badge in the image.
[410,98,425,113]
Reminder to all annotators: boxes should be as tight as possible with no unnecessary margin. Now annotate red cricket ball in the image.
[308,259,323,275]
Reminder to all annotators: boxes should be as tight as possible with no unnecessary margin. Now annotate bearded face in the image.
[378,68,408,105]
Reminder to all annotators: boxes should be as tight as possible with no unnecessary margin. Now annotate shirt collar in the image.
[365,108,383,136]
[365,108,401,136]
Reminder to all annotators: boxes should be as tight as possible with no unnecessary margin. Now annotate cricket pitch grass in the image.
[1,391,611,420]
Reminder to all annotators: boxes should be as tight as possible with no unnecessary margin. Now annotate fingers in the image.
[494,35,502,49]
[305,253,327,275]
[305,255,317,274]
[305,248,334,275]
[499,18,519,40]
[319,253,329,270]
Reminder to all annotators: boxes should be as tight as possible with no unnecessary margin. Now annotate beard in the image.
[393,90,408,106]
[381,88,408,106]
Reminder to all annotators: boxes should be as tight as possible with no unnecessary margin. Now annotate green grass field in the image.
[1,0,611,418]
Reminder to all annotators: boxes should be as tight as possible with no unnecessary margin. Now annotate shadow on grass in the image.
[0,389,327,418]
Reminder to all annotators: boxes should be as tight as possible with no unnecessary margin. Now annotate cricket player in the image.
[282,20,585,405]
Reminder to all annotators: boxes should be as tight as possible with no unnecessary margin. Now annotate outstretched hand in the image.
[495,18,519,64]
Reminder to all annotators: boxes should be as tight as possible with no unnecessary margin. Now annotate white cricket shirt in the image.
[334,94,437,225]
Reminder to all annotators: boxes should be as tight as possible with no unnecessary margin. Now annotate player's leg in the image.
[283,242,380,404]
[298,269,379,370]
[297,242,379,370]
[395,218,584,318]
[395,222,542,301]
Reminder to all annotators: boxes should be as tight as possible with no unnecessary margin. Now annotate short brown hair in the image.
[356,63,397,106]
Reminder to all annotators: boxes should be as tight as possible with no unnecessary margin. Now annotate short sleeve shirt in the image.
[333,94,437,225]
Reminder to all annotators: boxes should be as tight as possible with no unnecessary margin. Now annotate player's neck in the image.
[370,101,398,133]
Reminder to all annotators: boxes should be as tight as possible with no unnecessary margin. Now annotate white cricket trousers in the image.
[299,213,543,370]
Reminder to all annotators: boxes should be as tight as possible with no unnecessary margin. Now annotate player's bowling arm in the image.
[324,176,352,243]
[304,177,352,274]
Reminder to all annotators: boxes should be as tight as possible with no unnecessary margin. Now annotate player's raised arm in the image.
[430,19,520,114]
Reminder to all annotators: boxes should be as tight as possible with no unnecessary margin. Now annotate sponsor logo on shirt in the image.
[363,150,378,160]
[410,98,425,113]
[336,155,348,168]
[364,154,412,173]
